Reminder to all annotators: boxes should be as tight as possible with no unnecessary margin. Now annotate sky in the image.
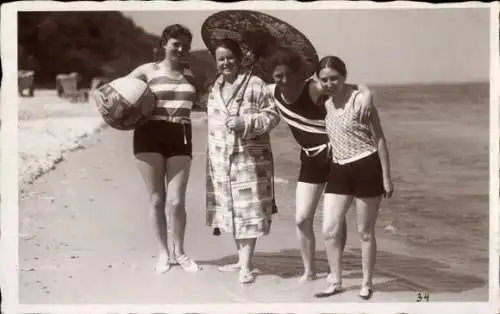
[124,6,491,85]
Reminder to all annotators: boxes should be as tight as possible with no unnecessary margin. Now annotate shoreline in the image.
[18,90,488,287]
[19,119,487,303]
[18,91,208,195]
[18,120,487,289]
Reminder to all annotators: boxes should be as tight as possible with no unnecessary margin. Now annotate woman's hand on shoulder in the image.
[355,84,374,124]
[309,77,324,105]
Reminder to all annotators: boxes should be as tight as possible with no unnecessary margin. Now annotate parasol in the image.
[201,10,319,81]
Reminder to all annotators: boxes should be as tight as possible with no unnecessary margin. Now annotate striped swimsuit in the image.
[133,63,198,159]
[148,63,197,125]
[270,79,332,184]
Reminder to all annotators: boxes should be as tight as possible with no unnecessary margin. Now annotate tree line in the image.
[17,11,281,111]
[18,11,161,89]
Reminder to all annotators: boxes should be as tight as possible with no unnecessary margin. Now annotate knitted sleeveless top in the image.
[324,89,377,164]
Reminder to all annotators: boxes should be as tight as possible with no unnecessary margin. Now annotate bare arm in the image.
[126,63,150,82]
[90,64,148,104]
[308,78,324,105]
[368,106,393,198]
[265,83,282,126]
[355,84,374,123]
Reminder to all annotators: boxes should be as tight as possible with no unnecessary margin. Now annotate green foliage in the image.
[17,11,222,111]
[18,11,160,88]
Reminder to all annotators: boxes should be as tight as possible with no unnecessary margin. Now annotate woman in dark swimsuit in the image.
[267,47,374,282]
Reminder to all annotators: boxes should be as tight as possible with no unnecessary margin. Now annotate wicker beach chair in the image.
[56,72,88,103]
[18,70,35,97]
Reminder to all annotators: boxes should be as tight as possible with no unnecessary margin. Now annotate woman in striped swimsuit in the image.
[314,56,393,299]
[267,47,374,283]
[126,24,200,274]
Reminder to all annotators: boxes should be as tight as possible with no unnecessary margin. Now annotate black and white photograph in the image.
[0,0,494,311]
[13,311,494,314]
[14,309,496,314]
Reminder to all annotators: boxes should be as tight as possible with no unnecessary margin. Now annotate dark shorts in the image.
[298,147,332,184]
[133,120,192,159]
[324,152,384,197]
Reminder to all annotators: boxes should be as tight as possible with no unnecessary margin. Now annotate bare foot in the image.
[154,252,172,274]
[217,263,241,272]
[298,272,317,283]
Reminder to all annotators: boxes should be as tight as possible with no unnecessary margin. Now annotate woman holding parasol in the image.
[202,23,281,282]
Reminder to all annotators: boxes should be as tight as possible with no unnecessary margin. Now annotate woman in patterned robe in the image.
[206,38,280,284]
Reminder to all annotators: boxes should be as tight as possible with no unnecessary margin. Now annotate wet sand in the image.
[18,86,488,303]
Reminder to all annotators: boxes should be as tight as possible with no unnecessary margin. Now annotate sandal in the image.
[239,268,255,284]
[314,282,343,298]
[359,284,373,300]
[175,254,201,273]
[217,263,241,272]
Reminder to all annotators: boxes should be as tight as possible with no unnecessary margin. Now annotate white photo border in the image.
[2,1,496,314]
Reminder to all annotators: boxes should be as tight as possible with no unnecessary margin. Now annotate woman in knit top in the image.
[314,55,394,300]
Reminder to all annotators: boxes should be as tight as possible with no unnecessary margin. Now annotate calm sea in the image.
[270,82,489,273]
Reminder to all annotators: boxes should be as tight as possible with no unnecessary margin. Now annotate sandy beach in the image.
[18,90,105,193]
[17,85,488,303]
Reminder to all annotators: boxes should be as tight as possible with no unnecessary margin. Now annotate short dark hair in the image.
[316,56,347,78]
[267,46,304,74]
[242,29,277,60]
[213,38,243,62]
[160,24,192,46]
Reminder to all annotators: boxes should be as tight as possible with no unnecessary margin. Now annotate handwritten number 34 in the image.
[416,292,430,302]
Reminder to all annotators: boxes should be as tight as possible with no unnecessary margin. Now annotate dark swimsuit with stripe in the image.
[273,79,331,184]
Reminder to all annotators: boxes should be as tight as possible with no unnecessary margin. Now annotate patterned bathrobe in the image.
[206,72,280,239]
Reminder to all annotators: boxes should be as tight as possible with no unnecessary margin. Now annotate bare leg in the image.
[355,196,381,296]
[295,182,324,282]
[165,155,200,272]
[322,193,352,288]
[236,238,257,283]
[326,207,348,284]
[135,152,169,273]
[165,155,191,256]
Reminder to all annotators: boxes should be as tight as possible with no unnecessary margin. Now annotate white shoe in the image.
[175,254,201,273]
[154,253,172,274]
